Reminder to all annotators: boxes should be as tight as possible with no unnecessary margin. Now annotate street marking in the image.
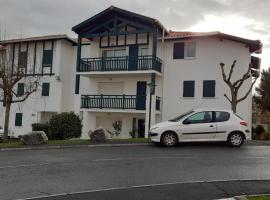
[14,179,270,200]
[0,163,51,169]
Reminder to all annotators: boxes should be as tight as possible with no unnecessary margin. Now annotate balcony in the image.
[81,95,161,111]
[78,56,162,73]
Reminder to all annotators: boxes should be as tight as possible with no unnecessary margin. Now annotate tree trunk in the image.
[231,100,237,113]
[3,101,11,142]
[231,89,237,113]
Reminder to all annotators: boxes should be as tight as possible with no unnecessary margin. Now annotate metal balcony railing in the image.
[78,55,162,73]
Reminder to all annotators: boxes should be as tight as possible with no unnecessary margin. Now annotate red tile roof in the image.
[0,34,76,45]
[165,31,262,53]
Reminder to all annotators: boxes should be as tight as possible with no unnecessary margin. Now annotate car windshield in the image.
[168,110,194,122]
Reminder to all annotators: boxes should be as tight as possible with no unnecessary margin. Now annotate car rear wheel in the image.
[161,132,178,147]
[228,132,244,147]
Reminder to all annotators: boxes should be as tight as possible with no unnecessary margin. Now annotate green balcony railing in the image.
[78,55,162,73]
[81,94,161,111]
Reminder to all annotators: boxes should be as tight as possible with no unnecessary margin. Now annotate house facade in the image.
[0,35,77,137]
[0,6,262,139]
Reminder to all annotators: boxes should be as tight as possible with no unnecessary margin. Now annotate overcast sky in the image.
[0,0,269,70]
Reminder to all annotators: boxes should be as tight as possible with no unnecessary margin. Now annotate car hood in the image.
[150,121,177,129]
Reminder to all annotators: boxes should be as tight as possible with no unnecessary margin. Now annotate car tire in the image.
[228,132,245,147]
[161,132,178,147]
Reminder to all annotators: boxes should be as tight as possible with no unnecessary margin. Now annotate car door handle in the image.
[209,125,214,127]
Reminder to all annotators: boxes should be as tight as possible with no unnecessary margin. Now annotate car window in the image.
[184,111,213,124]
[215,111,230,122]
[169,110,194,122]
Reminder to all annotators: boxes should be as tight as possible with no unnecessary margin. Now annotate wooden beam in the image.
[33,42,37,75]
[50,40,54,75]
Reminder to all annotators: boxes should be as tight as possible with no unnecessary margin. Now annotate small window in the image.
[103,49,126,58]
[18,51,27,67]
[17,83,25,97]
[184,111,213,124]
[173,42,196,59]
[203,80,215,97]
[183,81,195,97]
[42,83,50,96]
[185,42,196,58]
[173,42,185,59]
[15,113,23,126]
[43,50,53,66]
[215,111,230,122]
[140,48,148,56]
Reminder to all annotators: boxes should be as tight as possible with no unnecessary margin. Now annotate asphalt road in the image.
[0,143,270,200]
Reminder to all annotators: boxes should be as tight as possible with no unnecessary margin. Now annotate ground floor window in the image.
[15,113,23,126]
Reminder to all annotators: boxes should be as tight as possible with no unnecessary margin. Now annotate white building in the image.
[0,6,262,139]
[72,6,261,139]
[0,35,77,137]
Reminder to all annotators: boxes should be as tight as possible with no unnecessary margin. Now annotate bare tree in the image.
[0,41,40,142]
[220,60,259,113]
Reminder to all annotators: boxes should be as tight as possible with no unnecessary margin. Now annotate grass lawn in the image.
[247,195,270,200]
[0,138,151,148]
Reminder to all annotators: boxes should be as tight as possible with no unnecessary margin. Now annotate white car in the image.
[149,109,250,147]
[0,126,4,141]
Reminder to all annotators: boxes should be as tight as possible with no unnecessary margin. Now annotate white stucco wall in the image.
[0,39,76,137]
[161,37,252,126]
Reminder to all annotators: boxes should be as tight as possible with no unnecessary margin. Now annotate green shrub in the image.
[48,112,82,140]
[255,125,265,135]
[32,123,49,134]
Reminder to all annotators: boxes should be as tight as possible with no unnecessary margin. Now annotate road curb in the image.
[0,143,152,152]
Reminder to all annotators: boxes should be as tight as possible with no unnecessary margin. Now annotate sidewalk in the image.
[17,180,270,200]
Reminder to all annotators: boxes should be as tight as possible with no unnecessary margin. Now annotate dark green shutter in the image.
[75,75,80,94]
[17,83,25,96]
[203,80,215,97]
[42,83,50,96]
[183,81,195,97]
[18,51,27,66]
[15,113,23,126]
[173,43,185,59]
[43,50,53,65]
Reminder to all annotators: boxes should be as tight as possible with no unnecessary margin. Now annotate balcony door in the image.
[128,44,138,71]
[136,81,147,110]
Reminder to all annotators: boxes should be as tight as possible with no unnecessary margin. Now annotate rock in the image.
[21,131,48,145]
[89,127,106,143]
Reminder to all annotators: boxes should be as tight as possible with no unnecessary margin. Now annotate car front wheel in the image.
[228,132,244,147]
[161,132,178,147]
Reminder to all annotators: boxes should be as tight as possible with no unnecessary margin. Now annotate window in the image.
[42,83,50,96]
[203,80,215,97]
[17,83,25,97]
[215,111,230,122]
[15,113,23,126]
[173,42,196,59]
[140,48,148,56]
[103,49,126,58]
[184,111,213,124]
[185,42,196,58]
[183,81,195,97]
[18,51,27,67]
[173,42,185,59]
[43,50,53,66]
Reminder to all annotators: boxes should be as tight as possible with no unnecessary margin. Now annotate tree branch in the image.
[224,93,232,103]
[12,90,36,103]
[237,76,258,103]
[227,60,237,82]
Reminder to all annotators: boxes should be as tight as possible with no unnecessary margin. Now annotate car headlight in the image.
[150,127,159,132]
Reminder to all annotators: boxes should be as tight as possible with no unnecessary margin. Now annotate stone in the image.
[21,131,48,145]
[89,127,106,143]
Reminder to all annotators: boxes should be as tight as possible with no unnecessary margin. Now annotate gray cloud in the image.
[0,0,269,38]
